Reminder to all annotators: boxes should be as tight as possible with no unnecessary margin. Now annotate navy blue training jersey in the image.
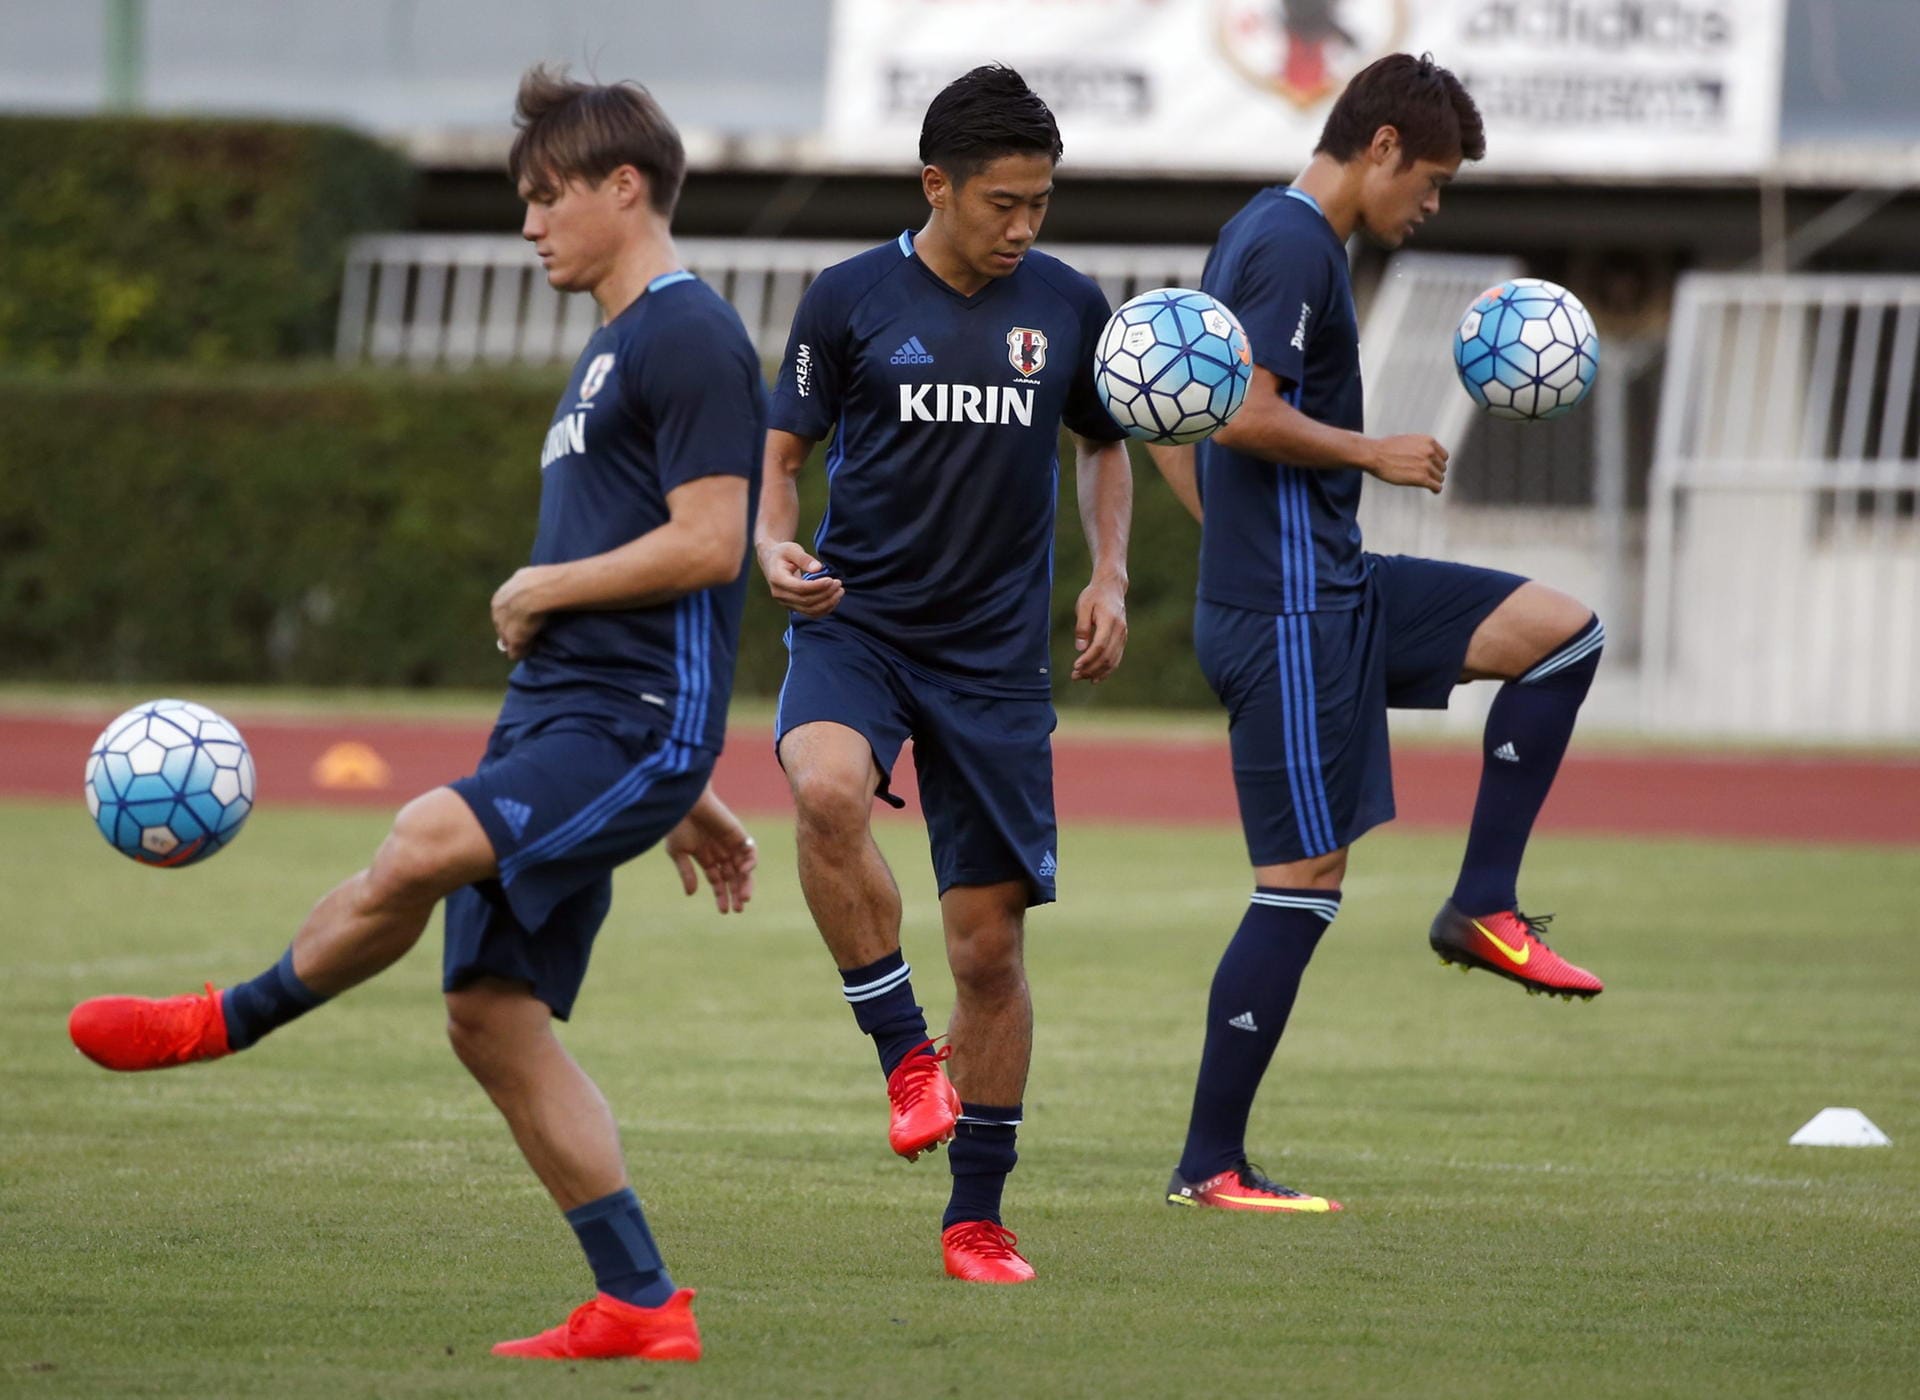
[500,272,765,752]
[1197,187,1366,615]
[768,232,1124,697]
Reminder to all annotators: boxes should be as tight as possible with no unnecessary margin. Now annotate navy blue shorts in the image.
[1198,554,1526,865]
[776,620,1057,906]
[445,716,712,1018]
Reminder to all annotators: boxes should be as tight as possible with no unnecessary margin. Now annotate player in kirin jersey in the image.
[68,67,763,1363]
[756,65,1134,1284]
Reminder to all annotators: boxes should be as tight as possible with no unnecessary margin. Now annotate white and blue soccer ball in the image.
[1453,277,1600,422]
[1095,287,1253,444]
[85,699,255,867]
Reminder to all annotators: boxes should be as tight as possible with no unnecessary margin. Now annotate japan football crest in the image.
[579,352,616,404]
[1007,327,1048,378]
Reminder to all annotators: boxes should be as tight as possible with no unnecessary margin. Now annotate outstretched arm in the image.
[490,474,749,660]
[1071,432,1132,683]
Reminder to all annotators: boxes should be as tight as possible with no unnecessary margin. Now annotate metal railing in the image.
[1644,273,1920,737]
[335,234,1213,367]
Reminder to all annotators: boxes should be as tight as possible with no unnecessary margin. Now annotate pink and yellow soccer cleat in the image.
[886,1039,960,1161]
[1165,1162,1343,1214]
[1430,903,1604,1000]
[68,984,232,1072]
[941,1221,1036,1285]
[491,1290,701,1362]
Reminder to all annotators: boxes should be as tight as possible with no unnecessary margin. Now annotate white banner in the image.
[823,0,1787,178]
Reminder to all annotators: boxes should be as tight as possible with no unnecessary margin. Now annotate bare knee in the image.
[946,914,1026,1001]
[1468,583,1597,680]
[446,979,549,1088]
[789,767,875,850]
[1255,847,1348,891]
[366,791,492,911]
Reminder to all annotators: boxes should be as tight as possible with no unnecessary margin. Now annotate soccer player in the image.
[1151,54,1608,1214]
[755,66,1133,1284]
[66,67,763,1362]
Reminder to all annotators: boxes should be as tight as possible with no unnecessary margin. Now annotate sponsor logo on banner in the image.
[822,0,1785,177]
[883,62,1150,121]
[1216,0,1409,107]
[1454,1,1750,132]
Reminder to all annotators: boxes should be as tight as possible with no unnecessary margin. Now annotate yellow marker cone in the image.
[312,741,393,791]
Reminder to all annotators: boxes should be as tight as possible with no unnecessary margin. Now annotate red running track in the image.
[6,710,1917,845]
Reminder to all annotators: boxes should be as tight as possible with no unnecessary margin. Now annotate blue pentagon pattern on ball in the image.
[84,699,256,867]
[1453,277,1600,422]
[1095,287,1253,445]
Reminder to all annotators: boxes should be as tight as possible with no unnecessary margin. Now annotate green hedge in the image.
[0,117,413,369]
[0,371,1212,708]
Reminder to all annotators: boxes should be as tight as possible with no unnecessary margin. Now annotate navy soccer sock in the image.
[566,1187,676,1309]
[1176,890,1335,1184]
[943,1102,1021,1229]
[221,947,328,1050]
[1452,616,1605,915]
[839,949,933,1078]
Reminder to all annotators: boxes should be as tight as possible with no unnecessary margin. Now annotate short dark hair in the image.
[918,64,1064,183]
[1315,53,1485,167]
[508,63,686,216]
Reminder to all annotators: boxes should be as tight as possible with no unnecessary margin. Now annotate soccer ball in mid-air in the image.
[1095,287,1254,444]
[1453,277,1600,421]
[85,699,255,867]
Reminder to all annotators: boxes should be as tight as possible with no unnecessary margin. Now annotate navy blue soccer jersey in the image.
[768,232,1124,697]
[500,271,764,752]
[1197,187,1367,615]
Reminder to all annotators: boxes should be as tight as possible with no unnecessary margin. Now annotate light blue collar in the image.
[647,269,695,293]
[1282,185,1325,218]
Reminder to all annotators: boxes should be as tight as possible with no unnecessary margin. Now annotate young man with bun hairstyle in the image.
[68,65,764,1363]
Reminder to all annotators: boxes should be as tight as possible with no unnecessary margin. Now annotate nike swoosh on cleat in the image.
[1215,1194,1331,1211]
[1471,918,1531,965]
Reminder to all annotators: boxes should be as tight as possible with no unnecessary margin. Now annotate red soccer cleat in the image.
[491,1289,701,1362]
[1430,903,1604,999]
[941,1221,1036,1285]
[68,984,233,1071]
[1165,1161,1343,1213]
[886,1039,960,1161]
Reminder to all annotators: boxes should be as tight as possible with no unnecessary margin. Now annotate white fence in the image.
[1645,274,1920,738]
[1357,251,1522,560]
[331,237,1920,741]
[335,234,1211,367]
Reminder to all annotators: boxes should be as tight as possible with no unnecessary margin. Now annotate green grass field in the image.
[3,797,1916,1398]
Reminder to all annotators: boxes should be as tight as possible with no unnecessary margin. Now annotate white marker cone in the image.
[1789,1108,1891,1147]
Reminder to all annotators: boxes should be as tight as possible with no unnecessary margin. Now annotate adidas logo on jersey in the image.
[1038,850,1058,880]
[492,797,533,840]
[889,335,935,365]
[899,383,1036,426]
[1228,1011,1259,1032]
[1493,741,1520,763]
